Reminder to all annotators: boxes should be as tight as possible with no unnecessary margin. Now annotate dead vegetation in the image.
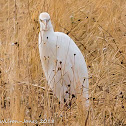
[0,0,126,126]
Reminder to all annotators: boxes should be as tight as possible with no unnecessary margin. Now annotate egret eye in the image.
[47,19,50,22]
[40,19,42,22]
[40,19,50,24]
[40,19,44,24]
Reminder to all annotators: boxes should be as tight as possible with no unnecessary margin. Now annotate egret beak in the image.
[40,19,49,31]
[45,20,48,30]
[42,19,47,30]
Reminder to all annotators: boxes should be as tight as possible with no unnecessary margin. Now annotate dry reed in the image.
[0,0,126,126]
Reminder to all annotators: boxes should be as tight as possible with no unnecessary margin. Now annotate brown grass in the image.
[0,0,126,126]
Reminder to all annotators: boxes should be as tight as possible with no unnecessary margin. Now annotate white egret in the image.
[38,12,89,107]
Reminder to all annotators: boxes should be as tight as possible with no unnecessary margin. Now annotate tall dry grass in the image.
[0,0,126,126]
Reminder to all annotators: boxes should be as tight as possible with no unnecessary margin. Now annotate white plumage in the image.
[38,12,89,107]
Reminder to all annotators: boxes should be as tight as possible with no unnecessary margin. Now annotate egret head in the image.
[39,12,52,31]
